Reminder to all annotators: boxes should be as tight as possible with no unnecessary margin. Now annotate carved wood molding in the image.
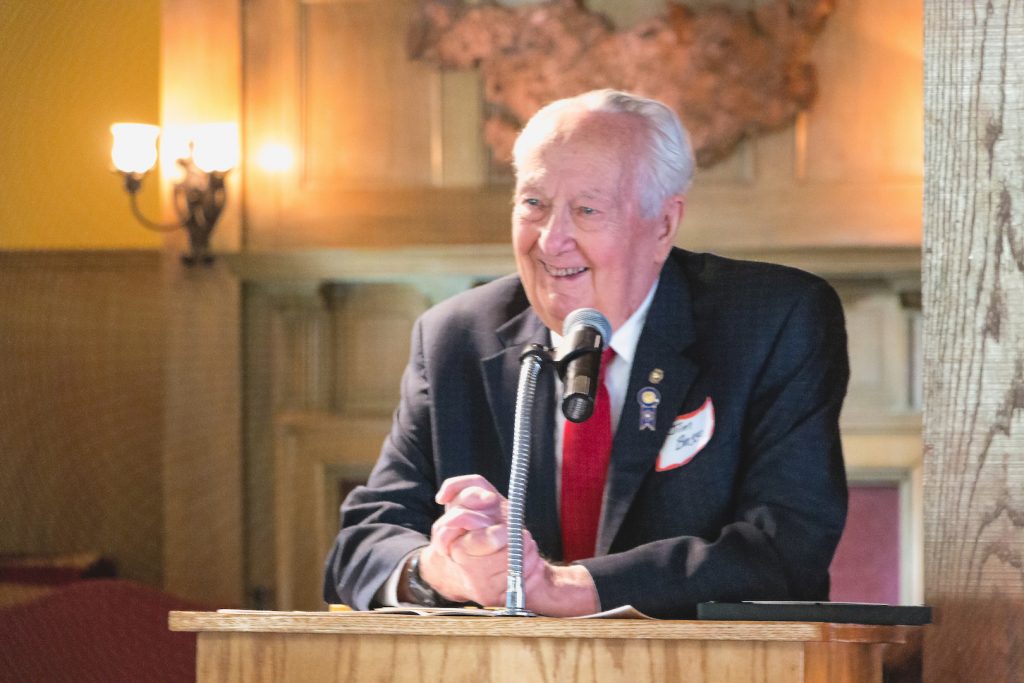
[225,244,919,284]
[273,412,391,610]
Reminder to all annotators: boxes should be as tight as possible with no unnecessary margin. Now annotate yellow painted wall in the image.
[0,1,161,249]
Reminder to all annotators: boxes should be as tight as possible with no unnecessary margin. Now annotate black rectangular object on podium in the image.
[697,601,932,625]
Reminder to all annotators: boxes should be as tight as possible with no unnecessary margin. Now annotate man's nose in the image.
[537,205,575,254]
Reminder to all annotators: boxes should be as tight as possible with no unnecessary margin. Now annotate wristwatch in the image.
[404,551,460,608]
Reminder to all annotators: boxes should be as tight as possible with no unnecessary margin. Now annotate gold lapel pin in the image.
[648,368,664,384]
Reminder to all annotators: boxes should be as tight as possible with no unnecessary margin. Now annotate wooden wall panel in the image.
[923,0,1024,680]
[803,0,923,182]
[0,252,164,585]
[243,0,923,251]
[305,1,437,188]
[245,0,498,249]
[326,283,429,414]
[273,412,392,610]
[841,284,916,422]
[243,281,429,608]
[244,282,339,605]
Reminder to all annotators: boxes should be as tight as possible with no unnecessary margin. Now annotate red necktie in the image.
[560,347,615,563]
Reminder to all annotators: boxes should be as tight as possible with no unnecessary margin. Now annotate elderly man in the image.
[324,90,848,618]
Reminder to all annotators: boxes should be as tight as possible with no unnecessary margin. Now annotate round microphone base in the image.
[493,607,539,617]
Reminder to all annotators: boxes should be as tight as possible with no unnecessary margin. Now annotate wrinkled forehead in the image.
[517,109,645,161]
[514,109,646,188]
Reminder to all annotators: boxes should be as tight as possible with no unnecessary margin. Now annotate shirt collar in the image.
[548,280,659,363]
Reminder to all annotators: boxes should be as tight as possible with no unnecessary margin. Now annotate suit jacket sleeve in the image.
[322,317,437,609]
[579,279,849,618]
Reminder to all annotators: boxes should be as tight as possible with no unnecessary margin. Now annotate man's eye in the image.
[578,206,597,216]
[517,198,545,215]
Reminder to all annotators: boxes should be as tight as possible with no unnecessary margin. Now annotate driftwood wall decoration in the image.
[409,0,834,168]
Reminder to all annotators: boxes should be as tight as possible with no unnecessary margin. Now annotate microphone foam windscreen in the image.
[562,308,612,342]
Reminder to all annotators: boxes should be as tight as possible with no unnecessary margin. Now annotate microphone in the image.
[557,308,612,423]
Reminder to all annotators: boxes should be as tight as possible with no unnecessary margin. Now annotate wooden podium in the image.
[169,611,913,682]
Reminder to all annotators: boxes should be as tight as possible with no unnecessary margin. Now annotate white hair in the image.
[512,89,695,217]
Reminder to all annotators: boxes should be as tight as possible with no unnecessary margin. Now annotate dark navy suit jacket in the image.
[324,248,849,618]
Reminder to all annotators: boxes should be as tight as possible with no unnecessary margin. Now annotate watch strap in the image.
[406,551,461,608]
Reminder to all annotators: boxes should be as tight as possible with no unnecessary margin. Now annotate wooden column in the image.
[160,0,245,606]
[923,1,1024,680]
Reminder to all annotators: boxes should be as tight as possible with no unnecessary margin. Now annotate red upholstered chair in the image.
[0,579,209,683]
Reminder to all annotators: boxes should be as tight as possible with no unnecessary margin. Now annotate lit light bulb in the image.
[256,142,295,173]
[191,122,240,173]
[110,123,159,174]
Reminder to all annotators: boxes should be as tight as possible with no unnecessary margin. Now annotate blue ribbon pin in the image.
[637,386,661,431]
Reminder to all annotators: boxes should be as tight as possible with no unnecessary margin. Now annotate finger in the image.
[448,485,503,515]
[432,507,494,554]
[450,524,508,558]
[436,474,499,506]
[449,549,508,584]
[433,506,494,533]
[432,525,468,556]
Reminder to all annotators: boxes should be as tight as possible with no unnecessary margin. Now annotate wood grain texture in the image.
[923,0,1024,680]
[169,612,910,644]
[193,632,806,683]
[176,613,912,683]
[804,641,882,683]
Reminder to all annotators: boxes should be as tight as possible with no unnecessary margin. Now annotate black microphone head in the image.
[560,308,611,423]
[562,308,612,343]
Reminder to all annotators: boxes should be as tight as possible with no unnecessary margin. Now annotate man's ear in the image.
[656,195,684,257]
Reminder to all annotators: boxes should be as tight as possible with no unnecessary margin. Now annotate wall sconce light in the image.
[111,122,238,265]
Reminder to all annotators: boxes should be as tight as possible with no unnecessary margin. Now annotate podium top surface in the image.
[168,611,911,644]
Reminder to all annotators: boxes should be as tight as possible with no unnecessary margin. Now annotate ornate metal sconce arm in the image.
[117,159,229,266]
[121,174,181,233]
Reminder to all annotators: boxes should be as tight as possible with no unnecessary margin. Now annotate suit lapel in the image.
[481,308,563,558]
[597,258,699,555]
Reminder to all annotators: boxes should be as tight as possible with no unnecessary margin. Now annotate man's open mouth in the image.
[543,264,588,277]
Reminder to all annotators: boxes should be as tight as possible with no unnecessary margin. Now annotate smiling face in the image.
[512,109,683,333]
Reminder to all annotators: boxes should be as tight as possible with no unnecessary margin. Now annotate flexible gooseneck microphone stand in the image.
[498,308,611,617]
[498,344,551,617]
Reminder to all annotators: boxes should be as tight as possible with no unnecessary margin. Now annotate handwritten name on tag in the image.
[656,397,715,472]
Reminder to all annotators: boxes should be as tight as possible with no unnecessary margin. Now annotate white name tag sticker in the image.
[656,397,715,472]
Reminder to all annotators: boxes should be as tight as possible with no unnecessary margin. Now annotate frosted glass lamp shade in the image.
[110,123,160,174]
[191,122,239,173]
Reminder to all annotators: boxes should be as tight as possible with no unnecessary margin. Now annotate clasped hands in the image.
[414,474,599,617]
